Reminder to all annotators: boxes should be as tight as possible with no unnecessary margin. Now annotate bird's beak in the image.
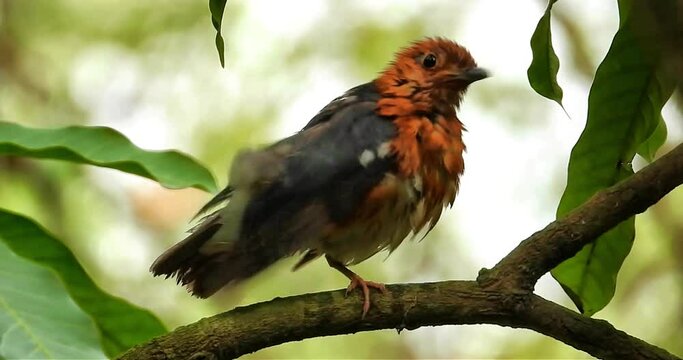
[455,67,490,84]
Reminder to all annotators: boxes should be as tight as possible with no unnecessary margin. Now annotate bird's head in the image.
[376,37,488,108]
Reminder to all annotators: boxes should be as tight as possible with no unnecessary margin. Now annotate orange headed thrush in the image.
[151,37,488,317]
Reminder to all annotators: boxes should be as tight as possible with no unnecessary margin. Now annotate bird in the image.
[151,37,488,318]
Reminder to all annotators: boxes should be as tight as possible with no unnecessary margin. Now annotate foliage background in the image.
[1,0,681,358]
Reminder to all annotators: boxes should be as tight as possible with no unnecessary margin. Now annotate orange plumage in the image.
[361,37,483,242]
[151,37,487,318]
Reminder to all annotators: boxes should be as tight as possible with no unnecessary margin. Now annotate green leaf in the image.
[527,0,565,109]
[209,0,228,67]
[0,240,107,359]
[0,121,217,192]
[552,0,676,316]
[0,210,167,358]
[636,115,667,162]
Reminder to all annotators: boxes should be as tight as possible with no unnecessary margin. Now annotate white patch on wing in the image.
[376,141,392,158]
[358,149,376,168]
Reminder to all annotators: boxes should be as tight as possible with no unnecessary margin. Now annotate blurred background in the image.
[1,0,681,358]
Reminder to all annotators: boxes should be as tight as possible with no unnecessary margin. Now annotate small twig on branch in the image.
[120,143,683,360]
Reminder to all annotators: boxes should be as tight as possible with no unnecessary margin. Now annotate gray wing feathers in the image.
[150,83,391,297]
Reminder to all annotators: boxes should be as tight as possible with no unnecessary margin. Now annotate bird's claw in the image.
[345,275,386,318]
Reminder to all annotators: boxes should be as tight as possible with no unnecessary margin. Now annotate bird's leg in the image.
[325,255,386,318]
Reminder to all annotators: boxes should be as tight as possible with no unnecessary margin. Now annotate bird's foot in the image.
[345,275,386,318]
[325,255,387,318]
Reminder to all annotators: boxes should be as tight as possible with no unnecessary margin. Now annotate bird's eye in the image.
[422,54,437,68]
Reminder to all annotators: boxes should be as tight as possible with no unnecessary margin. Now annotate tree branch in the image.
[120,282,677,360]
[120,143,683,360]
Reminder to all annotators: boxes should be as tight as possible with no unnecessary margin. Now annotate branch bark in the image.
[120,143,683,360]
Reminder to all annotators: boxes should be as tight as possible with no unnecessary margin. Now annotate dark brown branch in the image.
[520,296,676,360]
[119,282,677,360]
[120,143,683,360]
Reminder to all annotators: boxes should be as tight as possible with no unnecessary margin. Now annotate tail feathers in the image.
[176,249,279,298]
[150,215,222,278]
[151,215,280,298]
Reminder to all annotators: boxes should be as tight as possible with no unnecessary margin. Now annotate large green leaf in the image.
[552,0,676,316]
[527,0,565,109]
[209,0,228,67]
[636,115,667,162]
[0,121,217,192]
[0,210,167,358]
[0,240,107,359]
